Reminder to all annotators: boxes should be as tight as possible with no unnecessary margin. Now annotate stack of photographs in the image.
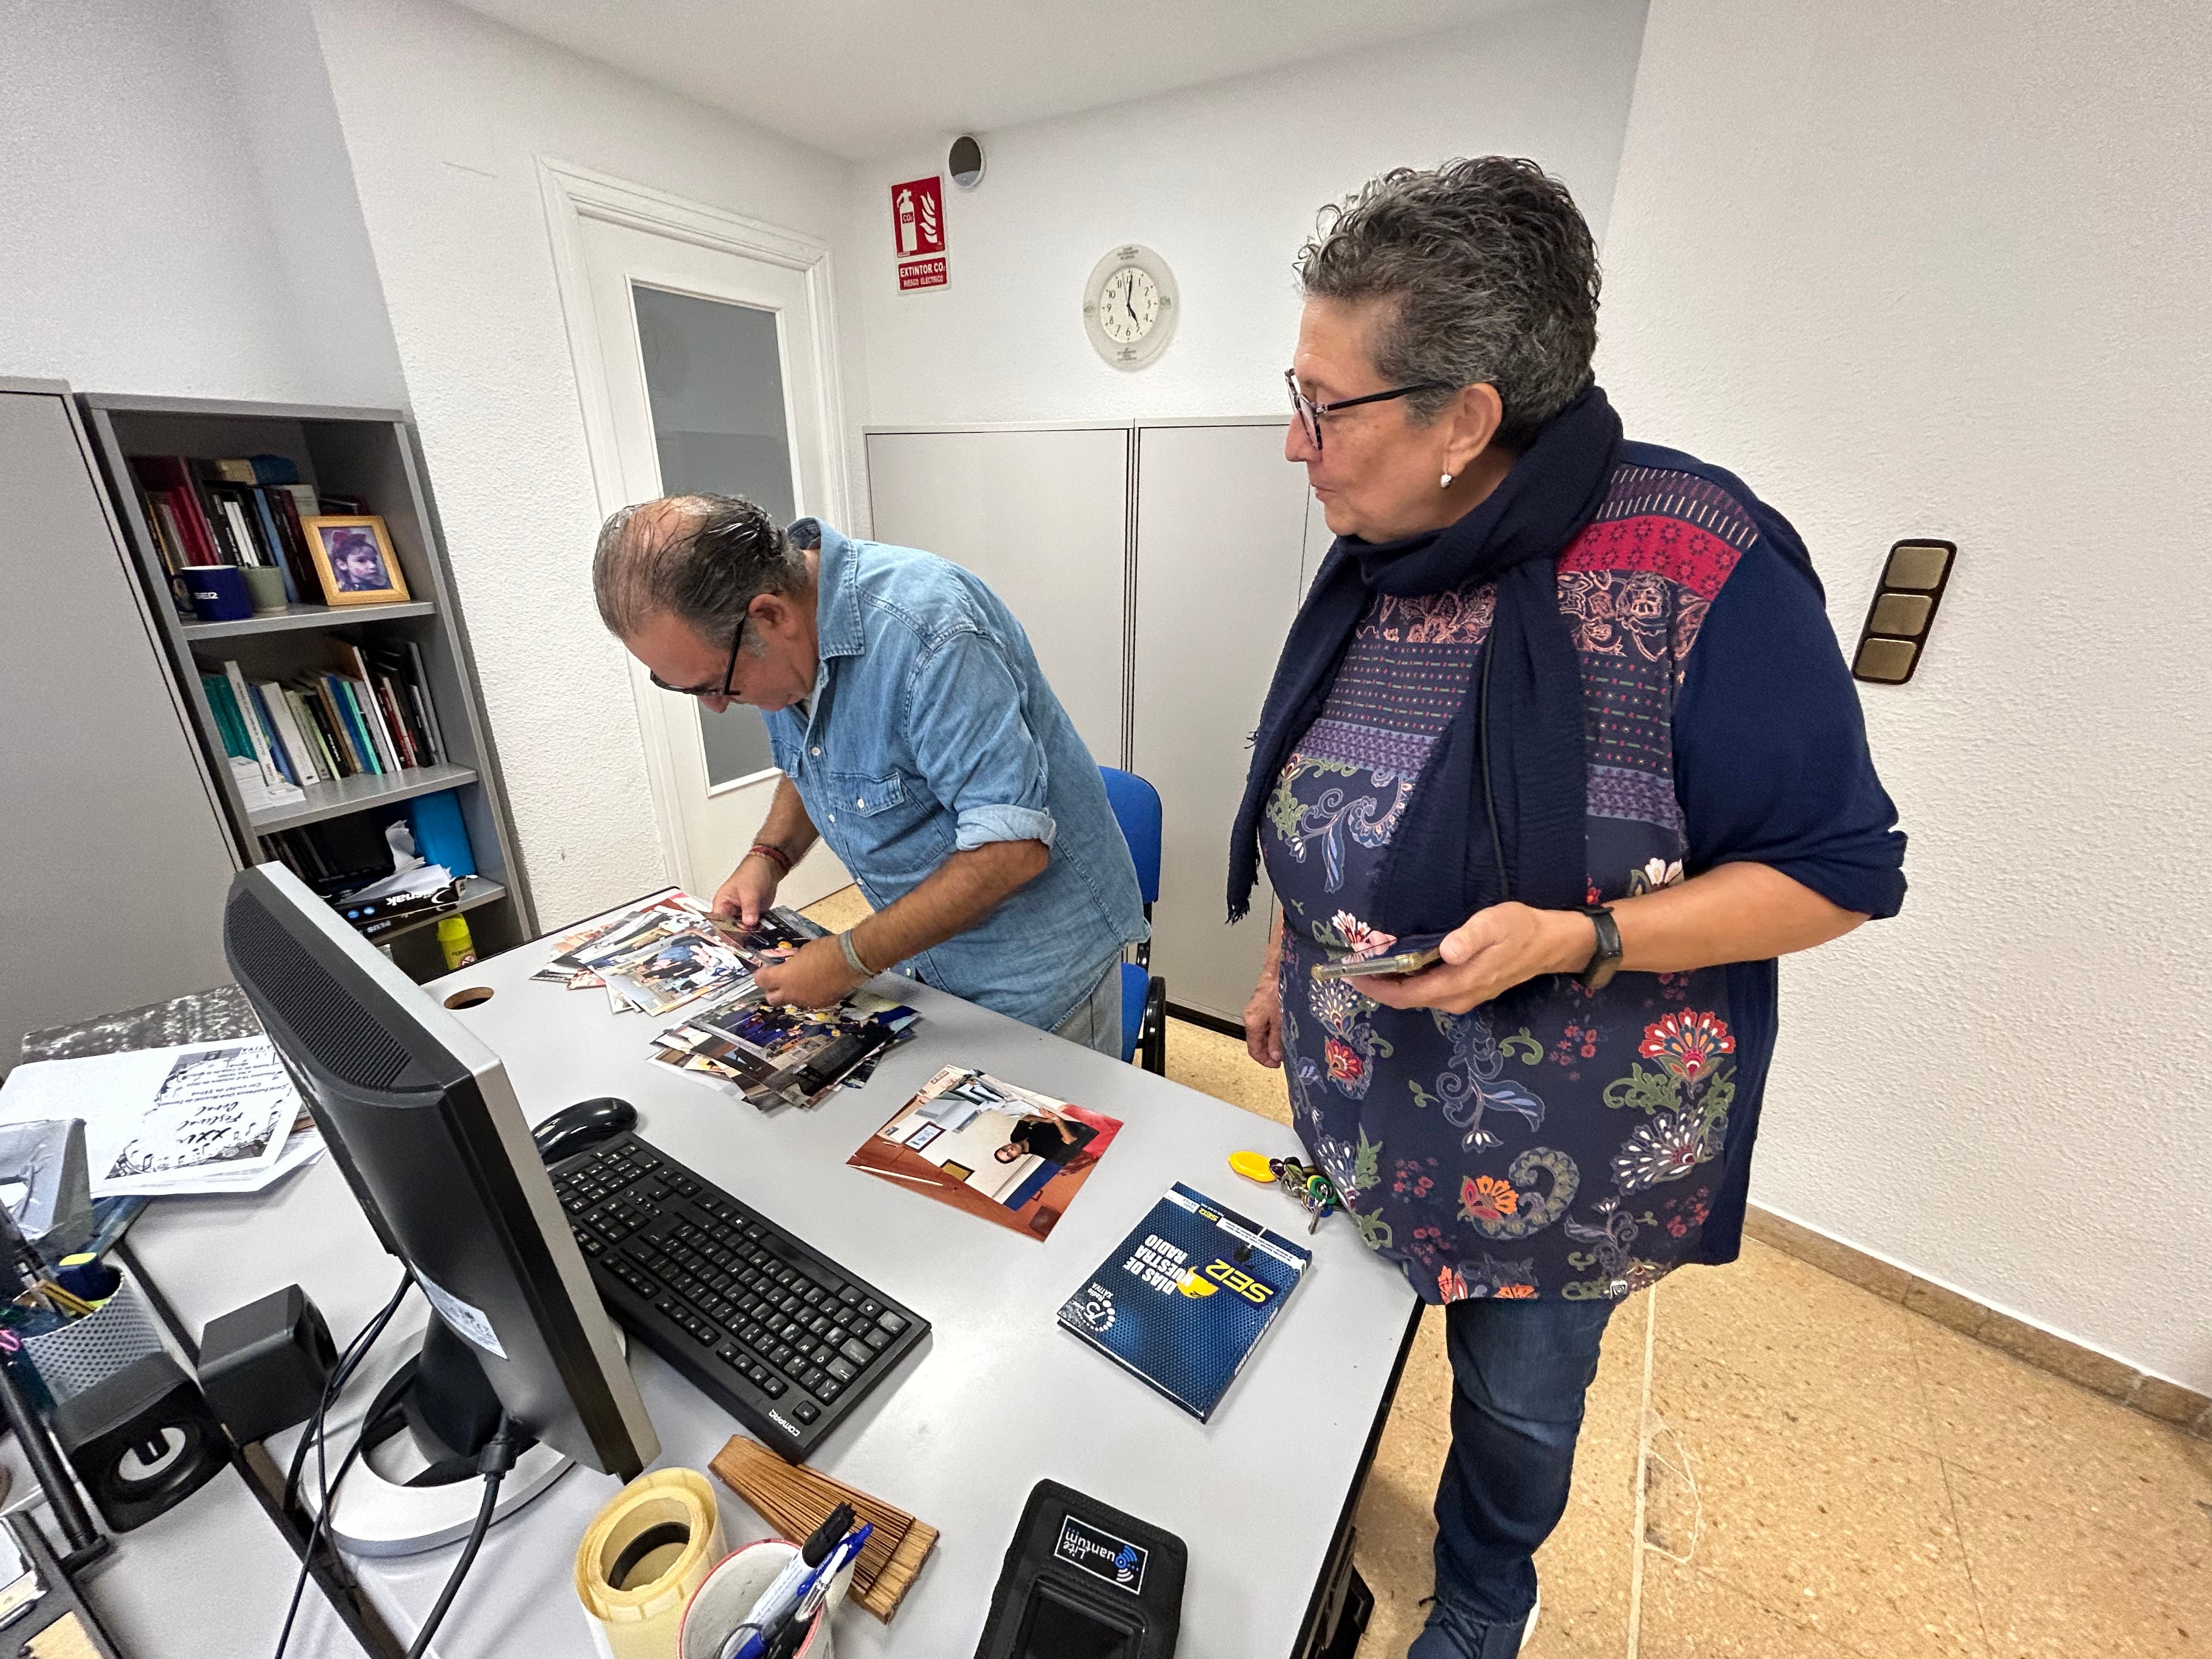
[531,888,923,1109]
[651,984,921,1112]
[848,1066,1124,1242]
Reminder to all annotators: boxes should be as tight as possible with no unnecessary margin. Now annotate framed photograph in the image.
[302,515,410,606]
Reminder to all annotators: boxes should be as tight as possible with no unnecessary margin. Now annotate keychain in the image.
[1228,1150,1341,1233]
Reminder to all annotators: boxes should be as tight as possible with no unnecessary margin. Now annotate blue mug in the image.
[186,565,252,622]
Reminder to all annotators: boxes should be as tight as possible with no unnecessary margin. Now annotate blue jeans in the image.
[1049,956,1124,1058]
[1407,1296,1618,1658]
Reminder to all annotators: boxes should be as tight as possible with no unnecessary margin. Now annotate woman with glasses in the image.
[1231,158,1908,1657]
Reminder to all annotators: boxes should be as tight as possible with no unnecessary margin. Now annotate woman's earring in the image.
[1440,472,1455,489]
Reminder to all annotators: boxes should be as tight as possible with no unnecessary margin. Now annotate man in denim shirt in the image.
[594,495,1146,1052]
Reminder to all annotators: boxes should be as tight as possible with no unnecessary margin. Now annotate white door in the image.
[576,214,850,907]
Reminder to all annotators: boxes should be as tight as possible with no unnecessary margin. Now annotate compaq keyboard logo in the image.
[768,1409,801,1439]
[1056,1515,1146,1593]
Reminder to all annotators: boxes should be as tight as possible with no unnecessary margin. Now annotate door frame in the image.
[540,155,855,884]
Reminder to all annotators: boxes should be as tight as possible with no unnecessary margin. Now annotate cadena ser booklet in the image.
[1056,1183,1311,1421]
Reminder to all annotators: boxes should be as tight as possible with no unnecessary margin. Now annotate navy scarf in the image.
[1227,385,1623,936]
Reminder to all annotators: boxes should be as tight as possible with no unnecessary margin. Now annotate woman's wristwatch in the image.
[1576,904,1624,992]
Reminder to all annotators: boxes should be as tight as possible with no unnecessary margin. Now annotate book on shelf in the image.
[128,453,329,607]
[229,757,304,812]
[259,791,478,907]
[195,635,444,802]
[219,661,285,792]
[260,813,398,896]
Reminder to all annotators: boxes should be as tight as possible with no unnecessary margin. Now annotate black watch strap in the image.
[1577,904,1623,992]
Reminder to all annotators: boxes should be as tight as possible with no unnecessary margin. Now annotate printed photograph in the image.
[303,515,410,606]
[849,1066,1123,1240]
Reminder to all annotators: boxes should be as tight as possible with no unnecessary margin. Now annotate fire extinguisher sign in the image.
[891,176,948,291]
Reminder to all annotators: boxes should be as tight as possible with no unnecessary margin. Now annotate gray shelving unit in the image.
[80,393,535,980]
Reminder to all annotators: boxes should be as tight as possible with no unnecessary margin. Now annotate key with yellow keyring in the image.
[1228,1149,1341,1233]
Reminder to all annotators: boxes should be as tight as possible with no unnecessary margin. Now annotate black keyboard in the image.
[552,1131,927,1460]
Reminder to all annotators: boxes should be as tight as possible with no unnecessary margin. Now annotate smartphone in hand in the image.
[1310,946,1442,981]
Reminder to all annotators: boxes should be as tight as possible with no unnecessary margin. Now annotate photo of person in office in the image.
[594,495,1147,1053]
[1233,157,1908,1657]
[994,1110,1099,1170]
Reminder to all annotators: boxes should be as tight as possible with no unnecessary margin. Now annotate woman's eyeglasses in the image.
[1285,369,1455,452]
[648,617,745,699]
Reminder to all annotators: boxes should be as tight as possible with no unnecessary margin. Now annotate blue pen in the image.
[718,1507,854,1659]
[760,1523,872,1659]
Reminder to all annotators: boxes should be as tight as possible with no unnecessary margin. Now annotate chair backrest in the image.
[1098,766,1161,905]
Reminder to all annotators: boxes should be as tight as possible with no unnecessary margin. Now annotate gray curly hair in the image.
[1296,157,1600,449]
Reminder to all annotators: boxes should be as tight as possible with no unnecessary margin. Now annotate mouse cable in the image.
[403,1414,531,1659]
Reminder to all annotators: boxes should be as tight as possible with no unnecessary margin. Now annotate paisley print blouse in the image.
[1262,449,1907,1304]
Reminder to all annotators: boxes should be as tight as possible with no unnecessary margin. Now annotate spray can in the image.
[437,915,477,970]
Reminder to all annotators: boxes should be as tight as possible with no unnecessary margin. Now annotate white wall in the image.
[0,0,404,407]
[1598,0,2212,1389]
[852,0,1650,435]
[307,0,871,927]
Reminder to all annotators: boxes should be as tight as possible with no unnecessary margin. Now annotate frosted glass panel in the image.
[633,283,791,786]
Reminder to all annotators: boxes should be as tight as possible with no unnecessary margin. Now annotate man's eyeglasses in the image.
[648,617,744,699]
[1285,369,1455,452]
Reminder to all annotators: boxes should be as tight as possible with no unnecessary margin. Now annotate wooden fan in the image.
[709,1437,939,1622]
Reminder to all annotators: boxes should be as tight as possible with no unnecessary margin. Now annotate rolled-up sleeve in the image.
[904,627,1059,853]
[1673,508,1908,918]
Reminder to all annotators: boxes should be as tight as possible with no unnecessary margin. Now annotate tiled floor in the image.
[1154,1017,2212,1659]
[795,891,2211,1656]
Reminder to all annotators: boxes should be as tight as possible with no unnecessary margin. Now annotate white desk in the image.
[127,935,1419,1657]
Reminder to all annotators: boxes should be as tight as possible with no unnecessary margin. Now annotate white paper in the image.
[0,1040,299,1198]
[151,1126,326,1196]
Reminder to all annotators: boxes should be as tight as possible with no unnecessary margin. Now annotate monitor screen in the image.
[223,862,656,1479]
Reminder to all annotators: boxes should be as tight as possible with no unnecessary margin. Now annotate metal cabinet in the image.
[1130,424,1313,1022]
[865,419,1319,1025]
[0,381,238,1058]
[864,427,1132,767]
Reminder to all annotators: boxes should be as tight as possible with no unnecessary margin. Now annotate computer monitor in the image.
[222,863,658,1511]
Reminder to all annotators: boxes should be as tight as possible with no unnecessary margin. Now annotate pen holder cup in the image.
[680,1538,855,1659]
[20,1279,163,1407]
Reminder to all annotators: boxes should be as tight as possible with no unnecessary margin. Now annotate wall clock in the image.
[1082,244,1177,370]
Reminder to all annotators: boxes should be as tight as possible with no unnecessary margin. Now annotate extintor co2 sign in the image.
[890,176,947,291]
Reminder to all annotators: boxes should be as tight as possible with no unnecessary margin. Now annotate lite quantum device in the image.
[974,1480,1186,1659]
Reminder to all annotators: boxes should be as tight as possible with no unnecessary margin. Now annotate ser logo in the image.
[1056,1515,1148,1593]
[1202,1259,1274,1305]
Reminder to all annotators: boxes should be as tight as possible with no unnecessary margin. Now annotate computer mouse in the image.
[532,1097,638,1165]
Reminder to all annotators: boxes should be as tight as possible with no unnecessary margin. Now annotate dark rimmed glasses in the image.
[1285,368,1455,451]
[648,616,744,699]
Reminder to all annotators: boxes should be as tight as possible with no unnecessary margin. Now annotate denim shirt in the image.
[765,522,1147,1030]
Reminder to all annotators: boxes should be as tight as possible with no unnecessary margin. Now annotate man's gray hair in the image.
[1296,157,1600,449]
[592,493,806,641]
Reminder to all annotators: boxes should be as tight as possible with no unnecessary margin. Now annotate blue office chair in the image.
[1099,766,1167,1074]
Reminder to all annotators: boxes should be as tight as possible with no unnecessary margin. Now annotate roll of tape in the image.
[575,1468,728,1659]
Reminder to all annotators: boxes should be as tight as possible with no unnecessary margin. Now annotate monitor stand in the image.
[311,1318,576,1558]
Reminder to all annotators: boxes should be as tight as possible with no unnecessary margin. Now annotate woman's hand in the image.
[1244,974,1285,1068]
[1351,902,1593,1015]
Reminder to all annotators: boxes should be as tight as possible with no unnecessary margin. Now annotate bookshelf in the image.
[80,393,534,982]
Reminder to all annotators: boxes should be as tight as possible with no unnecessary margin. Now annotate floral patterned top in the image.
[1262,450,1906,1304]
